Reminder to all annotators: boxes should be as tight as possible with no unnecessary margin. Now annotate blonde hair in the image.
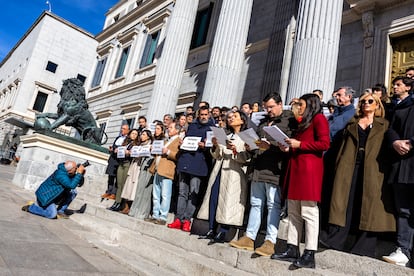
[357,93,385,118]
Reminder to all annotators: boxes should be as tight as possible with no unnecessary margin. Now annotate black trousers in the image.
[322,162,377,257]
[106,175,117,194]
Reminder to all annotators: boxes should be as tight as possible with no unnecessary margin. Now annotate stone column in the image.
[202,0,254,108]
[4,88,11,109]
[0,92,5,110]
[146,0,199,122]
[286,0,343,102]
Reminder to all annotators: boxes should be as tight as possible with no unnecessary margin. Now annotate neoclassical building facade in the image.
[1,0,413,150]
[85,0,414,145]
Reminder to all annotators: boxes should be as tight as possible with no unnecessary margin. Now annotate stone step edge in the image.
[70,200,350,275]
[67,225,179,276]
[70,212,256,276]
[70,198,412,276]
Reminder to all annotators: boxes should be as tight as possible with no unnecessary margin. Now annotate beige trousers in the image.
[287,200,319,251]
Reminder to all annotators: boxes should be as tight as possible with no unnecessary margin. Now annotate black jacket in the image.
[386,96,414,184]
[250,110,296,184]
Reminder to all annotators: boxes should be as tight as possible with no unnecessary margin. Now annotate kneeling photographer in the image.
[22,160,88,219]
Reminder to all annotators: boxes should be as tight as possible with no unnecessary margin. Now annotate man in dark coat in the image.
[168,105,214,232]
[101,124,129,200]
[383,76,414,267]
[230,93,296,257]
[22,160,86,219]
[382,77,414,266]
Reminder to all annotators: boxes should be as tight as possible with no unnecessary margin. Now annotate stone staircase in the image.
[12,162,411,276]
[66,188,413,276]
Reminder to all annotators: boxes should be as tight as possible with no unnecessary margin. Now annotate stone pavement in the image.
[1,163,414,275]
[0,164,135,276]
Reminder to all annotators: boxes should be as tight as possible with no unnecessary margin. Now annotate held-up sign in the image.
[130,146,140,157]
[117,146,126,158]
[151,140,164,155]
[181,136,202,151]
[205,131,213,147]
[139,145,151,157]
[130,145,151,157]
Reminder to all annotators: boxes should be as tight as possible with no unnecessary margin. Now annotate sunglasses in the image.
[361,99,374,105]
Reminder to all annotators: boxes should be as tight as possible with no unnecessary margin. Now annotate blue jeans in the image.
[245,182,281,244]
[152,173,173,221]
[29,189,77,219]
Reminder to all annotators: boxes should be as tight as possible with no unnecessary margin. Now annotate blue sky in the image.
[0,0,119,61]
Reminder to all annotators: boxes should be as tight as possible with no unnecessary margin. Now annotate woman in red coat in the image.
[271,93,330,269]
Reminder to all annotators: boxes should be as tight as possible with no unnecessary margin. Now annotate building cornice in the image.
[87,75,155,103]
[343,0,413,24]
[96,0,174,42]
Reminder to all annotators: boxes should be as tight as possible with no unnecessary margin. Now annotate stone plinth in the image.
[13,133,109,197]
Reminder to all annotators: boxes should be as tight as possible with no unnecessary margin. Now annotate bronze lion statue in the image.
[34,78,107,145]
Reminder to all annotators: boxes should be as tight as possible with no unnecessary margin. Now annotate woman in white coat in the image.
[197,110,250,243]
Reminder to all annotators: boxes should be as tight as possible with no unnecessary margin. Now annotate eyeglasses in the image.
[360,99,374,105]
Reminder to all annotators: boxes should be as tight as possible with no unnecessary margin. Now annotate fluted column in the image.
[4,89,11,109]
[146,0,199,122]
[202,0,254,108]
[0,92,5,110]
[286,0,343,102]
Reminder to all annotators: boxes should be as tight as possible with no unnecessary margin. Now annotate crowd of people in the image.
[95,67,414,270]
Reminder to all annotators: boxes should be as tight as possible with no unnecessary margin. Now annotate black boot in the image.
[198,229,215,240]
[107,202,120,211]
[271,244,299,262]
[293,250,315,268]
[208,232,226,245]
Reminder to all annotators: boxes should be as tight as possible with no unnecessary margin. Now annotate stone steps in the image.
[69,205,255,275]
[68,196,413,276]
[13,164,411,276]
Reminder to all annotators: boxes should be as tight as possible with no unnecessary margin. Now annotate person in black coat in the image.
[101,124,129,200]
[382,76,414,267]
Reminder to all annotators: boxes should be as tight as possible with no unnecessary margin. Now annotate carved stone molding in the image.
[362,11,374,48]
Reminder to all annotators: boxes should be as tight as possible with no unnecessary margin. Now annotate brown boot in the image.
[229,235,254,251]
[255,240,275,256]
[120,202,130,214]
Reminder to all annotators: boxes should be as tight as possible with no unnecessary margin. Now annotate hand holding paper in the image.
[181,136,202,151]
[263,125,289,148]
[210,127,227,145]
[284,138,301,149]
[237,128,259,150]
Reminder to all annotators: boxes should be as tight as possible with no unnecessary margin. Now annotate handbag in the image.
[148,158,156,175]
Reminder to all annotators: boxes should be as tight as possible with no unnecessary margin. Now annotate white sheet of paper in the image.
[151,140,164,155]
[263,125,289,147]
[181,136,202,151]
[138,145,151,157]
[238,128,259,150]
[117,146,126,158]
[205,131,213,147]
[210,127,227,145]
[149,123,156,134]
[130,146,140,157]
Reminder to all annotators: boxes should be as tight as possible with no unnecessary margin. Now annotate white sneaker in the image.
[382,248,409,267]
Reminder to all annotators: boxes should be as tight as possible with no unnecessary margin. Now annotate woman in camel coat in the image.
[322,93,395,257]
